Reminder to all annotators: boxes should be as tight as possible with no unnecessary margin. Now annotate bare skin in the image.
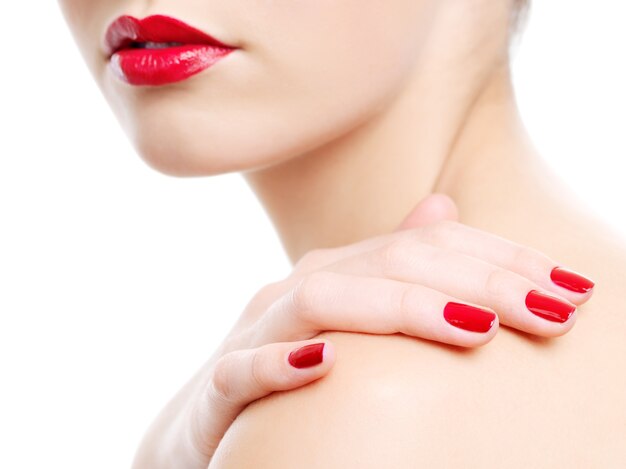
[210,63,626,468]
[55,0,625,465]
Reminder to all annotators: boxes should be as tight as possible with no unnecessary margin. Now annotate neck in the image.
[243,63,596,265]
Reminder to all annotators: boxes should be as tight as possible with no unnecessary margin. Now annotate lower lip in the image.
[109,44,235,86]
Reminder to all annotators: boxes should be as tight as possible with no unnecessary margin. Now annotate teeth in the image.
[132,41,184,49]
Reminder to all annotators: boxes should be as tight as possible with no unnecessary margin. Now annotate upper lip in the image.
[103,14,236,57]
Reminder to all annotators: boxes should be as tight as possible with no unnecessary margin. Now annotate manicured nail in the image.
[444,302,496,333]
[526,290,576,323]
[288,343,325,369]
[550,266,595,293]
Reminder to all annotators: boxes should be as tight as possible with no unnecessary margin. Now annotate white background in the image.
[1,2,624,468]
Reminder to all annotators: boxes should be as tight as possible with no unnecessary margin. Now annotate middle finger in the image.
[327,239,578,337]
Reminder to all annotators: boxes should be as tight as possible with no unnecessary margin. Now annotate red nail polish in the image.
[443,302,496,333]
[525,290,576,323]
[288,343,325,369]
[550,266,595,293]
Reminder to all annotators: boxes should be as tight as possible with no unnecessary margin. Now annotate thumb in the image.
[395,193,459,231]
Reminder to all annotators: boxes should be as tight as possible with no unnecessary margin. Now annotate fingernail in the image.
[288,343,325,369]
[526,290,576,323]
[444,302,496,333]
[550,266,595,293]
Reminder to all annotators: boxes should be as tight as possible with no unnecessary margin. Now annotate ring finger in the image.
[327,239,578,337]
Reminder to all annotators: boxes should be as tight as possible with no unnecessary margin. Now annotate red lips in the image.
[104,15,237,86]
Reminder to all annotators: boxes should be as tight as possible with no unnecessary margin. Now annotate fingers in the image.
[209,340,334,407]
[295,205,595,312]
[328,240,577,337]
[410,221,595,305]
[250,271,499,349]
[293,194,459,274]
[189,340,335,461]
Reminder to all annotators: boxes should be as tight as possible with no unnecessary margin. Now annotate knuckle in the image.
[379,239,411,276]
[187,397,213,458]
[294,248,331,272]
[379,237,443,277]
[393,284,439,338]
[250,349,270,393]
[395,284,417,334]
[216,334,239,357]
[512,245,548,276]
[288,271,332,322]
[256,280,286,298]
[242,280,287,323]
[483,267,512,300]
[421,219,459,246]
[210,355,237,404]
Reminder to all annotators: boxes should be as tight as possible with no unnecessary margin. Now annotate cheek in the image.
[68,0,433,176]
[254,0,432,88]
[208,0,433,165]
[58,0,125,71]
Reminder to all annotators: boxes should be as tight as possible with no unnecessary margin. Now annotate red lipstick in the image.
[104,15,237,86]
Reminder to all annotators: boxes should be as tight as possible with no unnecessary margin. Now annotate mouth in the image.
[103,14,238,86]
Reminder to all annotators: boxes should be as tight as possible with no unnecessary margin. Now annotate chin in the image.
[125,91,359,178]
[128,107,299,178]
[112,53,405,178]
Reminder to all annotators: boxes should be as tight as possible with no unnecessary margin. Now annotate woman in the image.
[57,0,625,467]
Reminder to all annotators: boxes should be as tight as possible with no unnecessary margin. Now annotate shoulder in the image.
[209,320,626,468]
[208,331,492,468]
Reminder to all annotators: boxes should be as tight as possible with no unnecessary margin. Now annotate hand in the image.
[131,194,595,469]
